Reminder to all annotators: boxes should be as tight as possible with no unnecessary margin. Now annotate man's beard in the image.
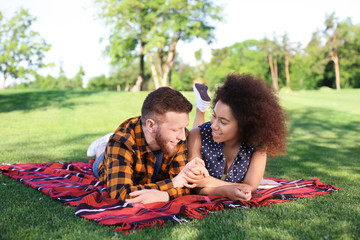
[155,131,177,156]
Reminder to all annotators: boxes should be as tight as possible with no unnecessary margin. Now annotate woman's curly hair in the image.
[212,73,288,157]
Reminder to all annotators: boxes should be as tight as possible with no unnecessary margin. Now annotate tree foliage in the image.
[204,40,268,90]
[6,8,360,92]
[172,63,197,91]
[0,8,51,89]
[14,65,85,90]
[95,0,222,91]
[87,61,152,91]
[339,20,360,88]
[203,14,360,91]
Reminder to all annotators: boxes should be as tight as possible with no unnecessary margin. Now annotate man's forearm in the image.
[108,179,175,200]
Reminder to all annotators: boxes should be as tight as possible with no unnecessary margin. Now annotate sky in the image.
[1,0,360,86]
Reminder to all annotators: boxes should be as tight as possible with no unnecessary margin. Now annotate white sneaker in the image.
[87,133,113,157]
[193,83,211,112]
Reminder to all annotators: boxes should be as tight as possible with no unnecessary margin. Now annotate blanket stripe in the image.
[0,160,340,234]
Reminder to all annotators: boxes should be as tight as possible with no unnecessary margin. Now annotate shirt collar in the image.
[213,142,252,161]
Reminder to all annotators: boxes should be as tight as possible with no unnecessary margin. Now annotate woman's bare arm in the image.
[185,151,267,201]
[188,127,203,160]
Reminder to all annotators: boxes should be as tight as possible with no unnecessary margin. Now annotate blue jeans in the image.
[92,152,104,178]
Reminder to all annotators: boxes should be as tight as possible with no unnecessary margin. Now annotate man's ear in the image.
[146,119,157,134]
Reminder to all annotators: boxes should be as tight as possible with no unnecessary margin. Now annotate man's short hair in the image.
[141,87,192,123]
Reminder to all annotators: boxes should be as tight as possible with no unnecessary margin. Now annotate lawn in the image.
[0,89,359,240]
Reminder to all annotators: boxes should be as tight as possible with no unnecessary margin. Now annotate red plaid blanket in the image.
[0,160,340,234]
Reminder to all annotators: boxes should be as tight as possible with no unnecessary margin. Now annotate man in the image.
[88,87,207,204]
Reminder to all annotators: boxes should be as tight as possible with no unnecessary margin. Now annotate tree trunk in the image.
[131,76,143,92]
[333,55,341,90]
[268,55,275,80]
[332,33,341,91]
[162,37,178,87]
[1,73,7,90]
[268,55,278,91]
[131,41,145,92]
[274,56,279,91]
[2,71,11,90]
[149,53,160,89]
[168,68,172,87]
[274,56,278,82]
[285,54,290,88]
[157,49,164,86]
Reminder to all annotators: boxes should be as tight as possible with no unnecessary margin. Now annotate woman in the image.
[185,73,288,201]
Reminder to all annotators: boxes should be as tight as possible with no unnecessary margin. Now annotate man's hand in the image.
[172,157,209,188]
[125,189,169,204]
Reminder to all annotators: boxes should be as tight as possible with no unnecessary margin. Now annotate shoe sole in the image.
[86,133,113,157]
[194,83,211,102]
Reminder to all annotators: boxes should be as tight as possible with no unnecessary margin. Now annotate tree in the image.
[203,47,231,89]
[95,0,152,91]
[147,0,222,88]
[281,32,297,89]
[109,62,146,91]
[307,31,332,89]
[338,19,360,88]
[228,40,268,80]
[203,40,268,90]
[0,8,51,89]
[260,37,279,91]
[58,63,68,90]
[171,63,197,91]
[96,0,222,91]
[324,13,342,90]
[87,74,109,90]
[71,66,85,89]
[30,74,60,89]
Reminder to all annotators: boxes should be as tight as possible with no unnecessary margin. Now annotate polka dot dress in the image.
[199,122,254,183]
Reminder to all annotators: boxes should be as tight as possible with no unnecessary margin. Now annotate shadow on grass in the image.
[266,107,360,184]
[0,90,102,113]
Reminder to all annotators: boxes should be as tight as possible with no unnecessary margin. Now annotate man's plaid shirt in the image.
[98,116,190,200]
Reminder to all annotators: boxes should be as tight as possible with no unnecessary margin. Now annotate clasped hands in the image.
[172,157,209,188]
[126,158,251,204]
[176,158,252,202]
[125,158,208,204]
[180,158,252,202]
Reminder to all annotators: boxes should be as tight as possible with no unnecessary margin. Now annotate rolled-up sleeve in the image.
[104,140,190,200]
[165,141,190,200]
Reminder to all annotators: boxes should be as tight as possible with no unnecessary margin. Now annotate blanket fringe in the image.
[185,204,224,219]
[185,208,206,219]
[115,219,165,234]
[115,198,228,233]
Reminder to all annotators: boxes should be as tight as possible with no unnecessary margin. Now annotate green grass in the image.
[0,89,359,240]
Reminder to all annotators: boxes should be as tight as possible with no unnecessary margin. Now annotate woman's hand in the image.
[222,185,252,201]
